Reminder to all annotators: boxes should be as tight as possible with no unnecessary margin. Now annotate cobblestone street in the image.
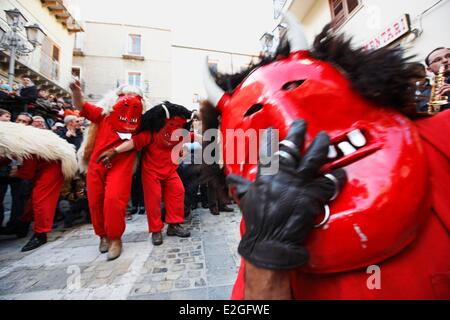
[0,207,241,300]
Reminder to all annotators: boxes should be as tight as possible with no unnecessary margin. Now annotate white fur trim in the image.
[0,122,78,179]
[96,85,149,116]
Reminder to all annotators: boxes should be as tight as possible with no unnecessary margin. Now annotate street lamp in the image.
[25,24,45,46]
[5,8,28,29]
[276,23,287,38]
[0,8,46,87]
[260,32,274,54]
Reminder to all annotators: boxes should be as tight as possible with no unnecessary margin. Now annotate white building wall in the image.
[171,46,255,110]
[0,0,76,89]
[73,21,172,105]
[289,0,450,62]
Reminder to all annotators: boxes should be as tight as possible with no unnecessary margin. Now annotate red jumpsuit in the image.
[231,110,450,300]
[133,131,185,233]
[14,156,64,234]
[81,103,137,240]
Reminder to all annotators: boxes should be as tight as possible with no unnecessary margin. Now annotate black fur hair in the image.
[212,24,422,114]
[310,24,420,111]
[139,101,192,133]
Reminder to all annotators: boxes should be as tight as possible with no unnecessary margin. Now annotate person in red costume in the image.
[70,80,146,261]
[0,121,77,252]
[97,102,193,246]
[200,14,450,300]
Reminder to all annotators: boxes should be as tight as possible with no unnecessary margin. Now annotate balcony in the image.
[39,50,60,82]
[40,0,83,33]
[0,51,69,97]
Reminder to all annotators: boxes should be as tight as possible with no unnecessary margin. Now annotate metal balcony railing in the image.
[39,49,60,82]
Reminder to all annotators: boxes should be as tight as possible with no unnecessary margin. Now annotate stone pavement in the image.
[0,206,241,300]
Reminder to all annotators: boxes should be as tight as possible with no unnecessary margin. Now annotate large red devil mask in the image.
[109,94,143,133]
[156,116,187,148]
[204,16,428,273]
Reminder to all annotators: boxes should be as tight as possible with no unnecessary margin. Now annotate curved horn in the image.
[283,12,309,52]
[203,57,225,107]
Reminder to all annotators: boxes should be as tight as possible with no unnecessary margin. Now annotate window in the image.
[128,72,142,87]
[329,0,361,28]
[52,45,60,62]
[128,34,142,55]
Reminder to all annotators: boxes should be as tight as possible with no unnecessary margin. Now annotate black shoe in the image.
[219,205,234,212]
[152,232,163,246]
[21,233,47,252]
[138,207,146,215]
[167,224,191,238]
[201,203,209,209]
[209,207,220,216]
[130,206,138,215]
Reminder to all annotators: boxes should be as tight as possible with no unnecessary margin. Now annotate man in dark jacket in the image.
[0,78,38,119]
[56,115,83,150]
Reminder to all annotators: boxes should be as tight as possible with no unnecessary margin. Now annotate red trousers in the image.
[16,160,64,234]
[142,168,185,233]
[86,153,135,240]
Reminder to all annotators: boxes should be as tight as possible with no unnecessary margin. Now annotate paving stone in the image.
[187,271,202,278]
[156,280,173,292]
[170,264,186,272]
[194,278,207,287]
[152,267,168,274]
[174,279,190,289]
[170,288,208,300]
[0,205,241,299]
[182,257,195,263]
[165,272,183,281]
[189,262,204,270]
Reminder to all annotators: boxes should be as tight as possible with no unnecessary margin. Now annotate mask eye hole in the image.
[244,104,263,117]
[282,80,306,91]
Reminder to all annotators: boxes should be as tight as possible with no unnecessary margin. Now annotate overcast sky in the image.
[72,0,275,54]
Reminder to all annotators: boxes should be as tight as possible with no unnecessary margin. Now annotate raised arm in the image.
[69,80,85,112]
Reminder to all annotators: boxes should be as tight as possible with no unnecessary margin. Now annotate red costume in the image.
[15,157,64,234]
[201,15,450,299]
[133,116,188,233]
[0,122,77,235]
[79,89,144,240]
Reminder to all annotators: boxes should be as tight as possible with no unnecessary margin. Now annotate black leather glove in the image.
[227,119,347,270]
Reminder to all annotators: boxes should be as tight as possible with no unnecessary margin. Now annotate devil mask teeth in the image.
[347,129,367,148]
[338,141,357,156]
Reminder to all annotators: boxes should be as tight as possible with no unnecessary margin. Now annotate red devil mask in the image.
[109,94,143,133]
[204,18,428,273]
[156,117,187,148]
